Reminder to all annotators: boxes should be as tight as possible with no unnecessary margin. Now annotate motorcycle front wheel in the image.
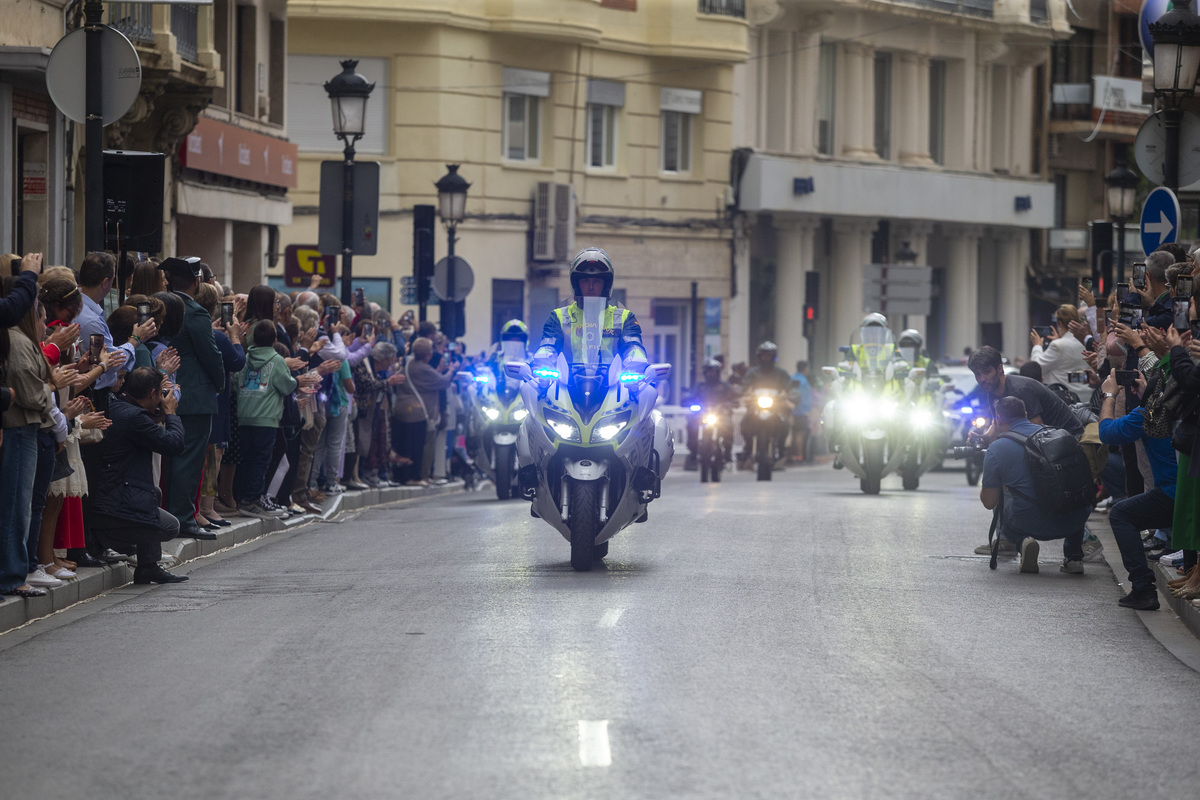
[568,480,602,571]
[861,440,884,495]
[756,436,772,481]
[494,443,515,500]
[901,454,921,491]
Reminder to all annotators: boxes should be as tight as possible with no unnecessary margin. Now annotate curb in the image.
[0,481,464,636]
[1156,561,1200,640]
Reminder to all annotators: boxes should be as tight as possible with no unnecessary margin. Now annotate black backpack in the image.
[999,428,1094,514]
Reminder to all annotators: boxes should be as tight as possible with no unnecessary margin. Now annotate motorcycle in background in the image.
[688,402,733,483]
[897,368,951,491]
[468,368,529,499]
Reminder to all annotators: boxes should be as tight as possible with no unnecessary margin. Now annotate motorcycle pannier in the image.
[999,428,1094,514]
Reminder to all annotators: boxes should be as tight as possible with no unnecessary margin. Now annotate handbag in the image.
[404,356,438,433]
[51,446,74,482]
[1143,369,1188,439]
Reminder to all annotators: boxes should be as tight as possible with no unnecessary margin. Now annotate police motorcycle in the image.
[684,361,736,483]
[944,391,989,486]
[509,297,674,571]
[895,329,950,491]
[468,321,531,499]
[821,314,911,495]
[740,342,795,482]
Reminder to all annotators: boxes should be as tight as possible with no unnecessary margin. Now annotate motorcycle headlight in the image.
[484,407,500,421]
[757,396,774,409]
[513,409,528,421]
[843,394,870,422]
[911,409,933,428]
[703,414,717,426]
[972,416,988,429]
[879,401,898,419]
[543,410,581,442]
[595,421,627,441]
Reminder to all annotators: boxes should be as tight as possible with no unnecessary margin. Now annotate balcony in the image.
[171,4,198,64]
[108,2,154,44]
[1049,75,1148,139]
[699,0,745,17]
[897,0,994,18]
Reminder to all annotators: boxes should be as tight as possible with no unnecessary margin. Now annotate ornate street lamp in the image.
[324,60,375,305]
[1149,3,1200,189]
[434,164,471,337]
[1106,154,1140,285]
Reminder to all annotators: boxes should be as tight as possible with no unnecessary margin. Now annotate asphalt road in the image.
[2,463,1199,799]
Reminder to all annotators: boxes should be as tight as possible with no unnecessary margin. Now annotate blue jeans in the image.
[1109,487,1175,592]
[998,492,1087,561]
[26,430,56,573]
[234,425,277,504]
[0,425,39,591]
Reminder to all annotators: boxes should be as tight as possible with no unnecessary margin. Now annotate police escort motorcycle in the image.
[821,314,910,495]
[469,320,532,499]
[510,297,674,571]
[687,400,734,483]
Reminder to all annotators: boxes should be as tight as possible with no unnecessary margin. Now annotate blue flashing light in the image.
[619,372,642,383]
[534,367,560,380]
[474,375,490,383]
[689,404,702,412]
[960,406,972,414]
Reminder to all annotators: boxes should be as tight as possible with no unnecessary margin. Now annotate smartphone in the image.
[1133,263,1147,291]
[1117,283,1130,305]
[1131,308,1144,328]
[1191,320,1200,340]
[354,287,365,308]
[136,302,151,325]
[1082,278,1093,292]
[1116,370,1139,387]
[326,306,340,328]
[1035,326,1052,337]
[1174,298,1191,331]
[1102,308,1111,331]
[9,258,20,277]
[221,301,234,328]
[360,322,374,339]
[88,333,103,363]
[1178,276,1193,298]
[1067,371,1089,384]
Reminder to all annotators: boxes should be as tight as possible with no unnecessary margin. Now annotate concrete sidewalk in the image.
[0,481,464,636]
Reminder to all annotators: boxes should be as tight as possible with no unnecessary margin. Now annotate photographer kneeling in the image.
[980,397,1092,574]
[90,366,188,585]
[1097,370,1174,611]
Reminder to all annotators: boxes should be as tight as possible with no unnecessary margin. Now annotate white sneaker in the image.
[41,563,76,580]
[26,567,64,588]
[1161,550,1184,567]
[238,501,277,520]
[1082,533,1104,562]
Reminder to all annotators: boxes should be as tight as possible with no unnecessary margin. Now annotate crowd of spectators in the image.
[970,242,1200,612]
[1,251,471,598]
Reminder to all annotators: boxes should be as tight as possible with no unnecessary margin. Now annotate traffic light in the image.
[413,204,436,319]
[1089,220,1113,296]
[803,271,819,339]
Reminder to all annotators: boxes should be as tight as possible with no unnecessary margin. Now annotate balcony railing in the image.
[172,4,198,63]
[897,0,994,18]
[698,0,746,18]
[107,2,154,44]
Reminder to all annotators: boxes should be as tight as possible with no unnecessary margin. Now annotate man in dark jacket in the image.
[92,367,188,584]
[160,257,225,539]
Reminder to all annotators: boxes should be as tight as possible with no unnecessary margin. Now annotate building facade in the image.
[278,0,748,398]
[731,0,1067,370]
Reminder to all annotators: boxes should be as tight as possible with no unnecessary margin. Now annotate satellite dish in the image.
[46,26,142,125]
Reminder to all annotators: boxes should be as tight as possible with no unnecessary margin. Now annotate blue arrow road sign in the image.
[1141,186,1180,255]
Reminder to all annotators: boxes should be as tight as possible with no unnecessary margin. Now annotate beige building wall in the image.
[279,0,747,387]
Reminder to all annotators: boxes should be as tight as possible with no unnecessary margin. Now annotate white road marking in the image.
[598,608,624,628]
[578,720,612,766]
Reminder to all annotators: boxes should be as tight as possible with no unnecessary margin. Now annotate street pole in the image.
[1165,106,1182,191]
[1115,217,1127,286]
[84,0,104,252]
[444,223,456,337]
[340,141,354,307]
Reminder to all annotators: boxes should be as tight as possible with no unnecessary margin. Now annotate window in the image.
[287,55,388,154]
[504,93,540,161]
[661,111,691,173]
[587,104,617,168]
[817,43,836,155]
[929,59,946,165]
[873,52,892,160]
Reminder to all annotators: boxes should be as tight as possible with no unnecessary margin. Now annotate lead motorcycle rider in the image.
[739,341,794,470]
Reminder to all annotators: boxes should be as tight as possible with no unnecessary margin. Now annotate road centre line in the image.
[599,608,624,628]
[578,720,612,767]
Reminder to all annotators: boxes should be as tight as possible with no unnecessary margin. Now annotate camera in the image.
[1132,263,1147,291]
[950,442,984,459]
[1067,371,1089,384]
[1116,370,1139,387]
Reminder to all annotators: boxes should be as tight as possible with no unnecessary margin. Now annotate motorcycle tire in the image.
[711,454,723,483]
[494,443,514,500]
[901,457,920,491]
[568,480,602,572]
[593,541,609,559]
[965,457,982,487]
[756,436,772,482]
[700,462,710,483]
[861,442,884,495]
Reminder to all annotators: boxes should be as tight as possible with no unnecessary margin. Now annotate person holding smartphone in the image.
[1136,250,1176,330]
[0,252,43,329]
[1029,304,1091,399]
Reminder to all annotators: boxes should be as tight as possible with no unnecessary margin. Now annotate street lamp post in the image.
[324,60,375,306]
[435,164,470,337]
[1149,3,1200,190]
[1105,154,1139,286]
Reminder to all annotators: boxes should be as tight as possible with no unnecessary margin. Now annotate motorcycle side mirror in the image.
[838,346,851,354]
[505,361,534,382]
[822,366,838,377]
[644,363,672,384]
[911,368,926,380]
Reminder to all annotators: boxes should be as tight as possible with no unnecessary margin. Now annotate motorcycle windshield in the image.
[579,297,606,367]
[501,341,527,363]
[855,326,895,376]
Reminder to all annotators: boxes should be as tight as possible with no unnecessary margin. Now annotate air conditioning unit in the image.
[532,182,576,262]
